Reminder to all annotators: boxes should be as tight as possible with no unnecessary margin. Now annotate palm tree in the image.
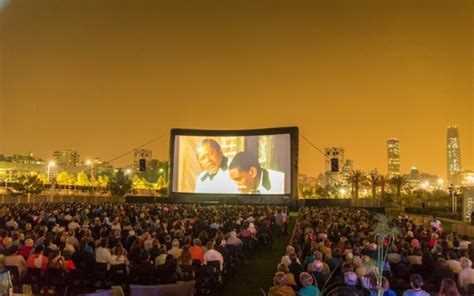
[347,170,367,199]
[379,175,389,199]
[367,172,380,198]
[390,175,409,200]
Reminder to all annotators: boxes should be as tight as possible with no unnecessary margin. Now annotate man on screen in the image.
[194,138,239,193]
[228,151,285,194]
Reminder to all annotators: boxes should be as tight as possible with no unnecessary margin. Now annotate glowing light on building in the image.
[387,138,400,178]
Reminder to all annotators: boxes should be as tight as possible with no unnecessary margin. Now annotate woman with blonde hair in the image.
[439,278,460,296]
[268,272,295,296]
[277,263,297,287]
[299,272,321,296]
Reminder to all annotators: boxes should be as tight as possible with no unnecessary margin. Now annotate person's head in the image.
[439,278,460,296]
[193,239,201,246]
[100,238,108,248]
[344,271,357,286]
[228,151,261,193]
[341,262,353,274]
[277,263,289,273]
[196,139,224,175]
[289,252,298,263]
[285,245,295,256]
[381,277,390,290]
[24,238,34,247]
[114,245,123,256]
[171,239,180,248]
[273,272,287,286]
[34,245,44,255]
[460,257,472,269]
[299,272,314,287]
[436,258,448,269]
[206,241,215,250]
[409,274,424,289]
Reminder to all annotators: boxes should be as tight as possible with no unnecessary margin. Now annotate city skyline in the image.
[0,0,472,178]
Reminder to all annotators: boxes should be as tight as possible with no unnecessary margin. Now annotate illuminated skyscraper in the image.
[447,126,462,186]
[387,138,400,178]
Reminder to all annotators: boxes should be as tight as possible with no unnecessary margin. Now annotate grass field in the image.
[222,212,297,296]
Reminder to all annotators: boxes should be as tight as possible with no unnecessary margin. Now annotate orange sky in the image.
[0,0,472,179]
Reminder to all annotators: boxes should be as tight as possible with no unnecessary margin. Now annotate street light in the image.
[421,181,429,190]
[340,188,347,198]
[437,178,444,188]
[47,161,56,183]
[125,169,132,176]
[467,175,474,185]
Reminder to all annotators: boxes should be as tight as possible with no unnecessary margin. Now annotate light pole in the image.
[47,161,56,183]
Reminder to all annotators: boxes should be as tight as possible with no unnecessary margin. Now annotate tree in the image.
[390,175,409,200]
[132,175,152,190]
[75,171,91,187]
[347,170,367,199]
[96,175,109,188]
[367,172,380,198]
[56,172,75,186]
[36,174,49,184]
[107,169,133,197]
[7,174,45,203]
[379,175,389,199]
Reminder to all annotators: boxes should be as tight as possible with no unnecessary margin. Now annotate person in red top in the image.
[26,246,48,273]
[189,239,204,264]
[19,238,34,260]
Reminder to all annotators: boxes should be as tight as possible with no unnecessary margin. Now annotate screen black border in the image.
[168,126,299,200]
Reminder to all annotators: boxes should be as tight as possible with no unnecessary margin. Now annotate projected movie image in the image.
[173,134,291,194]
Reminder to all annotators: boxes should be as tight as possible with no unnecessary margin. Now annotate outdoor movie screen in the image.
[171,132,292,195]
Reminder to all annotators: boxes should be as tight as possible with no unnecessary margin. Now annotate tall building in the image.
[325,147,344,173]
[447,126,462,186]
[324,147,344,186]
[133,149,153,173]
[53,148,80,166]
[387,138,400,178]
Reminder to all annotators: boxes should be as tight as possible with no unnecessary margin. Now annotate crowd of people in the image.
[0,202,288,295]
[270,207,474,296]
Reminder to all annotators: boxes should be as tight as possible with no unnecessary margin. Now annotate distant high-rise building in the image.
[325,147,344,173]
[133,149,152,173]
[447,126,462,186]
[323,147,344,186]
[387,138,400,178]
[53,148,80,166]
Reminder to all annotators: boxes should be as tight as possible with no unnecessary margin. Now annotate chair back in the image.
[130,280,195,296]
[77,290,114,296]
[4,265,21,286]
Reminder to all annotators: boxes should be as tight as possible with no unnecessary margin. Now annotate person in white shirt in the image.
[458,257,474,292]
[95,239,112,267]
[228,151,285,194]
[430,216,441,231]
[109,245,129,267]
[194,139,239,194]
[203,241,224,271]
